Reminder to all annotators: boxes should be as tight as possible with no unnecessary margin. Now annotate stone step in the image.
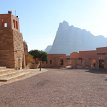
[0,70,31,82]
[0,66,6,70]
[0,70,22,77]
[0,69,15,75]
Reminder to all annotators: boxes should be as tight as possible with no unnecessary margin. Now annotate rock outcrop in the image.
[47,21,107,55]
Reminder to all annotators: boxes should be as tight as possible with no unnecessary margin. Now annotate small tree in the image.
[39,51,47,71]
[29,50,47,70]
[39,51,47,61]
[26,54,34,64]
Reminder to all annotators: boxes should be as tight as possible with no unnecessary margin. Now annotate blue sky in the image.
[0,0,107,50]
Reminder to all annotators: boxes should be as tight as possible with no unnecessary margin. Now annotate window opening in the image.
[4,23,8,27]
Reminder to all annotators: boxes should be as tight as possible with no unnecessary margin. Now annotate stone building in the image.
[42,47,107,69]
[70,52,80,68]
[79,50,97,69]
[70,51,97,69]
[70,47,107,69]
[0,11,26,69]
[42,54,67,68]
[96,47,107,69]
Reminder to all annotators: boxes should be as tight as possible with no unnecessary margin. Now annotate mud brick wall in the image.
[0,29,14,68]
[0,12,26,68]
[0,29,25,68]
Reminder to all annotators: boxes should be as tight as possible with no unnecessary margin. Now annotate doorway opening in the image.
[99,59,104,68]
[60,59,64,66]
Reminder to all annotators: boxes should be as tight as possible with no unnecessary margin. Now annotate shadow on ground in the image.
[86,69,107,74]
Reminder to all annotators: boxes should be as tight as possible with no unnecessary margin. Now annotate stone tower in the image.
[0,11,25,69]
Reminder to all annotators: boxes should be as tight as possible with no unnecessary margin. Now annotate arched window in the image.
[16,21,18,29]
[4,23,8,27]
[1,19,8,27]
[13,19,15,28]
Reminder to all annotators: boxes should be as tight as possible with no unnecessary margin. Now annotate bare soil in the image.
[0,69,107,107]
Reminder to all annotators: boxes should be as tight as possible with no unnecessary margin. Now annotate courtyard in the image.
[0,69,107,107]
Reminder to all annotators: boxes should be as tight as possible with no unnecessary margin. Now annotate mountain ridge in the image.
[45,21,107,55]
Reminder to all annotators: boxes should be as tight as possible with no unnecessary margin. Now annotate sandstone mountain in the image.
[45,45,52,53]
[46,21,107,55]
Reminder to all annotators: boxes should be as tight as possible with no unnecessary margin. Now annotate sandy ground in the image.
[0,68,47,86]
[0,68,107,107]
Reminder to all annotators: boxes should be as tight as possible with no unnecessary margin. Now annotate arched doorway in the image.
[91,59,96,68]
[60,59,64,66]
[99,59,104,68]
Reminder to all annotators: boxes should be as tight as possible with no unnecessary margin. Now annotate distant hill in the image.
[45,21,107,55]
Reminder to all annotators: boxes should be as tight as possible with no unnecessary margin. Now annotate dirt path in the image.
[0,69,107,107]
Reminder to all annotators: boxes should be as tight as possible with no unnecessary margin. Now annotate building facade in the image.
[43,47,107,69]
[71,47,107,69]
[42,54,67,68]
[0,11,26,69]
[96,47,107,69]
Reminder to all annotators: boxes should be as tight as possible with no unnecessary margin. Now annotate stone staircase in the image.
[0,67,31,82]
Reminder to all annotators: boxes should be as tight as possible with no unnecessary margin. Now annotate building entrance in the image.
[60,59,64,65]
[99,59,104,68]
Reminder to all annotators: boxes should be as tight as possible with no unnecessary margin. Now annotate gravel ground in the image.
[0,69,107,107]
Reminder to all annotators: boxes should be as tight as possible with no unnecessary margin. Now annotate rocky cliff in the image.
[46,21,107,55]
